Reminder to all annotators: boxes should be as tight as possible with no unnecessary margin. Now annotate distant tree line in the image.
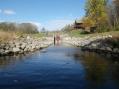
[0,22,39,34]
[61,24,74,32]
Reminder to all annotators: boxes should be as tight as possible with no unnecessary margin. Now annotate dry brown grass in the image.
[0,31,17,42]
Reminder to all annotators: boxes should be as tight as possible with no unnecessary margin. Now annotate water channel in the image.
[0,44,119,89]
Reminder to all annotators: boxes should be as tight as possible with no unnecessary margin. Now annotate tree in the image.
[18,23,39,34]
[84,0,109,32]
[61,24,73,32]
[113,0,119,30]
[82,17,95,27]
[0,22,39,34]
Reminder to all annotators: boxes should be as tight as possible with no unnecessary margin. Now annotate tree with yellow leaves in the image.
[84,0,109,32]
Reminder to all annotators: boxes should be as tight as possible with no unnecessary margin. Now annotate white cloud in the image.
[44,19,73,31]
[3,9,16,15]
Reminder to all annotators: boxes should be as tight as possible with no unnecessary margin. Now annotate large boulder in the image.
[106,47,112,52]
[15,42,21,48]
[0,49,5,54]
[20,43,26,50]
[13,47,20,53]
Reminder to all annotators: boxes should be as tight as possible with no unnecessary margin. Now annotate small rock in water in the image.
[41,49,47,53]
[13,80,18,83]
[65,62,70,65]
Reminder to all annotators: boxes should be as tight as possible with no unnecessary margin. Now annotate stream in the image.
[0,44,119,89]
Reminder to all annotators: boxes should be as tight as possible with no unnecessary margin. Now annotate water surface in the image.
[0,44,119,89]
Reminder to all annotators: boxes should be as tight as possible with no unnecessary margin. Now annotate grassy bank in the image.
[68,30,119,38]
[0,31,44,43]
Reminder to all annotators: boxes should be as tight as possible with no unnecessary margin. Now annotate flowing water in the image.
[0,44,119,89]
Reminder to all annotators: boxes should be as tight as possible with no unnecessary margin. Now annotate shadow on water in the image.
[71,50,119,88]
[0,43,119,89]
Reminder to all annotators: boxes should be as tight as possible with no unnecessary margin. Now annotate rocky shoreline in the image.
[64,35,119,57]
[0,36,53,56]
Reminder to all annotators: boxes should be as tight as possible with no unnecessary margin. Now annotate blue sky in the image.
[0,0,86,31]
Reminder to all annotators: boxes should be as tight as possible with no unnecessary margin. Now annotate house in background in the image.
[73,20,96,33]
[74,20,85,29]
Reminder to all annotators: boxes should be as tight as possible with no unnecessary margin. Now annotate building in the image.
[74,20,85,29]
[73,20,96,33]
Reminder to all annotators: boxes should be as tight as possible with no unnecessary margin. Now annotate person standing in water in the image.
[56,33,60,45]
[54,35,56,45]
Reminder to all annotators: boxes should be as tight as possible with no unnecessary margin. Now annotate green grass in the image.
[67,30,119,38]
[30,33,44,38]
[68,30,83,37]
[16,32,45,38]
